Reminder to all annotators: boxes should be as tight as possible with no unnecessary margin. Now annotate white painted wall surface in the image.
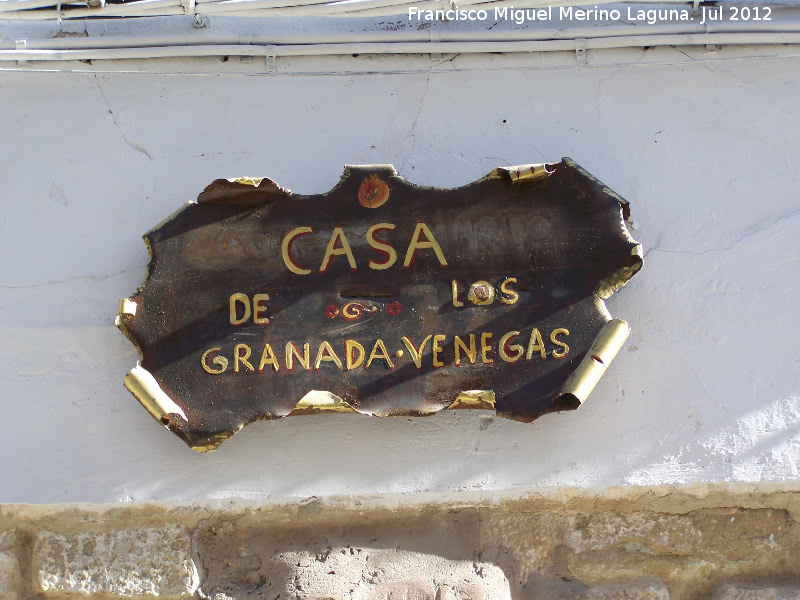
[0,37,798,503]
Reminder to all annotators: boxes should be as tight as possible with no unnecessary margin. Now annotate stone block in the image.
[33,526,198,598]
[567,513,696,556]
[711,584,800,600]
[578,580,671,599]
[362,578,434,600]
[0,550,22,600]
[196,533,511,600]
[0,531,22,600]
[284,549,511,600]
[535,578,671,600]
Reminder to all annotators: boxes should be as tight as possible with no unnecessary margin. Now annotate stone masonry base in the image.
[1,483,800,600]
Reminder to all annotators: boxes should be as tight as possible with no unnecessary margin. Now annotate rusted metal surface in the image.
[116,158,642,451]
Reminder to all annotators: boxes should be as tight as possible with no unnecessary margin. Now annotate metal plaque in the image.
[116,158,642,451]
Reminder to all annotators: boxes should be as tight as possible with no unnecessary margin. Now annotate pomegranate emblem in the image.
[358,174,390,208]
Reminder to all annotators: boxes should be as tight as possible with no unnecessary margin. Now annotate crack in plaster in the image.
[437,53,462,66]
[399,73,431,173]
[90,69,157,202]
[643,206,800,259]
[669,45,717,73]
[91,72,151,160]
[0,266,145,290]
[484,156,512,165]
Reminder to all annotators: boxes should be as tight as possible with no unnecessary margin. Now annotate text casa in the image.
[281,222,447,274]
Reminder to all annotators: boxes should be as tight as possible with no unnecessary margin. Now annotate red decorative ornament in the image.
[386,301,402,316]
[325,304,339,319]
[358,174,390,208]
[341,301,377,321]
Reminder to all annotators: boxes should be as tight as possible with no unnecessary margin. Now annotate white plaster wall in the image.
[0,44,798,503]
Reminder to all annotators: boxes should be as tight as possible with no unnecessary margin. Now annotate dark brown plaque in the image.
[116,158,642,451]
